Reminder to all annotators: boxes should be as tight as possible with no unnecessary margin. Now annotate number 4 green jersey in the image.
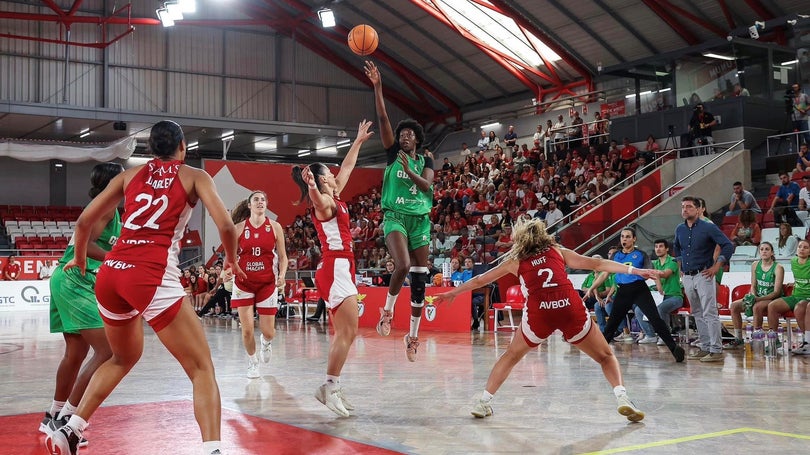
[381,144,433,215]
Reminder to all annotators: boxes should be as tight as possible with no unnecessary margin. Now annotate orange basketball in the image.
[348,24,378,56]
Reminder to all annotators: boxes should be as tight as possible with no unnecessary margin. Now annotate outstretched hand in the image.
[397,151,413,174]
[636,268,664,280]
[302,166,317,189]
[431,291,458,306]
[364,61,380,85]
[356,119,374,144]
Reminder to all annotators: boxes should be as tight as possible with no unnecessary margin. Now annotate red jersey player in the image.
[49,120,243,455]
[292,119,373,417]
[229,190,287,379]
[434,218,662,423]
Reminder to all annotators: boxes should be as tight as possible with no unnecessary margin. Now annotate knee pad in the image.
[409,266,429,305]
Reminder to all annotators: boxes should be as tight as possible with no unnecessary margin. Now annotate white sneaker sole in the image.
[617,405,645,422]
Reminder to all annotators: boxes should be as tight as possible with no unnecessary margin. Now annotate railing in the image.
[576,140,744,257]
[765,128,810,156]
[549,140,743,253]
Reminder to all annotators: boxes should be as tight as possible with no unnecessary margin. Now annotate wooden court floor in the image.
[2,311,810,454]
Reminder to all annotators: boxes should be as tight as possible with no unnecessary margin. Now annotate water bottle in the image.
[776,325,785,353]
[745,323,754,341]
[765,330,777,358]
[794,326,803,350]
[744,337,753,362]
[752,329,765,358]
[441,262,451,287]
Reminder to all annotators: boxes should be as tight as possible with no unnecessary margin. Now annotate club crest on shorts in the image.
[356,294,366,317]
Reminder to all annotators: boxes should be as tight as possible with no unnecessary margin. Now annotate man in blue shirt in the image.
[768,171,800,224]
[673,196,735,362]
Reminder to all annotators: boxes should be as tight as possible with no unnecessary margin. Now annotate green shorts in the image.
[782,294,810,310]
[382,210,431,251]
[49,266,103,334]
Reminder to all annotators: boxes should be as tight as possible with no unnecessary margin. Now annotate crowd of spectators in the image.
[279,118,663,272]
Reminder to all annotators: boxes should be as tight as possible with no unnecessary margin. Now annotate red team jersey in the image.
[95,159,194,331]
[312,197,357,309]
[236,218,278,286]
[517,247,591,346]
[313,198,354,257]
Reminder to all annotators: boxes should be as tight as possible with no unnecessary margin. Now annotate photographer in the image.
[688,103,717,155]
[790,83,810,146]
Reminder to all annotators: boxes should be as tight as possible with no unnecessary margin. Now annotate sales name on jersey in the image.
[145,162,180,190]
[538,297,570,310]
[245,261,266,272]
[393,170,423,205]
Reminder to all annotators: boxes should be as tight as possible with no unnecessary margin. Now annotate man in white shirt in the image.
[552,115,566,151]
[477,130,489,151]
[39,260,56,280]
[544,199,564,230]
[460,142,472,157]
[798,175,810,211]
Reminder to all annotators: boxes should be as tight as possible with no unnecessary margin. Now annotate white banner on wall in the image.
[0,280,51,312]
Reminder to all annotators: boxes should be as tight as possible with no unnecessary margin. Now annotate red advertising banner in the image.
[600,100,626,117]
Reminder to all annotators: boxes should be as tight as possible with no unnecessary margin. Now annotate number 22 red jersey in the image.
[107,159,194,278]
[237,217,278,284]
[517,247,575,309]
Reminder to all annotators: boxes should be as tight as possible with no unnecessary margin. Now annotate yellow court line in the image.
[579,427,810,454]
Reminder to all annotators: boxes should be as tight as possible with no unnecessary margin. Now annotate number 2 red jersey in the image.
[517,247,575,305]
[107,159,194,276]
[313,197,354,257]
[237,218,278,284]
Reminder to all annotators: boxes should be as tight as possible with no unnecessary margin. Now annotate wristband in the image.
[627,265,634,274]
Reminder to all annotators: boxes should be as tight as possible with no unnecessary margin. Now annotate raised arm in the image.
[432,259,518,305]
[364,61,394,148]
[272,220,288,288]
[335,120,374,194]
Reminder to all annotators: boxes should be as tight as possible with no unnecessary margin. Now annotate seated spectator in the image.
[727,241,783,347]
[799,175,810,211]
[430,230,454,257]
[569,111,584,140]
[544,199,564,230]
[488,131,500,150]
[730,209,761,246]
[449,257,468,285]
[477,130,489,151]
[768,239,810,353]
[620,137,638,166]
[378,259,395,286]
[768,171,801,225]
[796,143,810,173]
[633,239,684,344]
[733,83,750,97]
[775,222,799,258]
[727,181,761,216]
[460,142,473,157]
[579,254,606,311]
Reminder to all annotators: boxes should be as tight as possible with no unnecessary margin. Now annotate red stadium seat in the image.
[492,285,524,332]
[731,284,751,301]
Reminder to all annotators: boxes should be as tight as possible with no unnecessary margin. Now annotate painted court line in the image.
[579,427,810,454]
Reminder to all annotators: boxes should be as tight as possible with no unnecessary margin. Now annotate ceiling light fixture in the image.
[658,87,671,93]
[702,52,736,61]
[178,0,196,13]
[298,150,312,157]
[780,59,799,65]
[318,8,336,28]
[480,122,500,129]
[187,141,199,151]
[165,1,184,20]
[221,130,235,141]
[156,8,175,27]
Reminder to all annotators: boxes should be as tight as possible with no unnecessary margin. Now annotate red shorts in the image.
[231,279,278,316]
[94,260,185,332]
[315,254,357,311]
[521,288,591,347]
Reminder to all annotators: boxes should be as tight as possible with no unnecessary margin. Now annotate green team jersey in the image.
[791,256,810,297]
[58,210,121,273]
[754,260,778,297]
[653,255,681,296]
[381,144,433,216]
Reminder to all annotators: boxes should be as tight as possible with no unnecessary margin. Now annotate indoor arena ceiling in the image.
[1,0,809,163]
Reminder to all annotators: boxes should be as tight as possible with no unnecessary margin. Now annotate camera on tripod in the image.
[667,124,675,135]
[785,88,795,114]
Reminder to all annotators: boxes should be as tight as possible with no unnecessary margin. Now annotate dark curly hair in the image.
[89,162,124,198]
[395,119,424,148]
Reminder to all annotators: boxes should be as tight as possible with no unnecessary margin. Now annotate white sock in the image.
[48,400,65,417]
[613,386,627,398]
[409,315,421,338]
[481,391,494,402]
[202,440,221,455]
[57,401,77,420]
[326,374,340,384]
[66,414,88,437]
[260,335,271,346]
[734,329,741,339]
[248,353,258,364]
[384,293,397,312]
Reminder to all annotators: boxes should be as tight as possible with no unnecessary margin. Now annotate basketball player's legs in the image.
[53,334,89,404]
[237,305,257,356]
[377,230,410,336]
[74,316,145,422]
[574,323,622,387]
[327,295,359,377]
[65,328,112,409]
[575,323,644,421]
[483,325,533,395]
[258,314,275,342]
[155,302,221,442]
